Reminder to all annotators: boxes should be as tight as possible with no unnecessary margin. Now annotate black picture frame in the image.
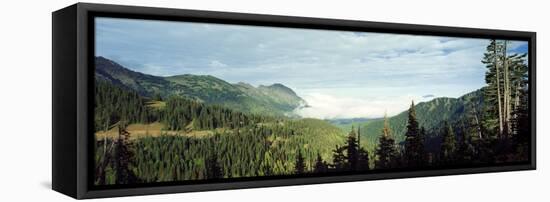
[52,3,536,199]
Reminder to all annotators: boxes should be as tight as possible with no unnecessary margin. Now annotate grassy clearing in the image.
[146,100,166,109]
[94,122,220,140]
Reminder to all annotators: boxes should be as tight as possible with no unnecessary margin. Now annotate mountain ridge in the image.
[95,56,306,116]
[355,89,484,152]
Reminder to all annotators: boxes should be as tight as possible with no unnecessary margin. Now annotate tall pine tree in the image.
[346,126,360,171]
[357,126,370,171]
[375,113,399,169]
[483,39,505,139]
[114,121,138,184]
[482,40,527,141]
[440,121,457,164]
[404,101,425,167]
[295,149,306,174]
[332,145,347,171]
[314,153,328,173]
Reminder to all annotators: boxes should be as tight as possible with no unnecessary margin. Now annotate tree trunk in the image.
[471,103,483,139]
[513,81,521,135]
[494,42,504,138]
[503,41,512,138]
[103,134,107,160]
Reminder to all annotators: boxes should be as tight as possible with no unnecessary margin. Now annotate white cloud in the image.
[295,92,430,119]
[209,60,227,68]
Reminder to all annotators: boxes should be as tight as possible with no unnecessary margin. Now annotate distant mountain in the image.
[326,117,373,133]
[327,117,373,125]
[359,89,483,151]
[95,56,173,96]
[237,83,307,114]
[95,56,306,116]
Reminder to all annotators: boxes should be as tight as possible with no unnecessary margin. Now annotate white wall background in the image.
[0,0,547,201]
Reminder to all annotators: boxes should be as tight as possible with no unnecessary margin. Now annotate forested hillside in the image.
[94,80,345,185]
[359,89,483,152]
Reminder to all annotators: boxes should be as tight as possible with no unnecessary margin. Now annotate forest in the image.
[94,39,529,185]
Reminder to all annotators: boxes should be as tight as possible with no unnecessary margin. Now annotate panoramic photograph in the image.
[93,17,530,185]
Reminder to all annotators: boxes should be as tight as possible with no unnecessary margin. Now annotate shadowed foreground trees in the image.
[404,102,426,168]
[375,113,399,169]
[329,126,370,172]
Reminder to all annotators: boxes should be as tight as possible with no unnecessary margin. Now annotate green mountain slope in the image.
[95,56,173,96]
[284,118,347,162]
[94,80,345,182]
[95,56,306,116]
[359,90,483,152]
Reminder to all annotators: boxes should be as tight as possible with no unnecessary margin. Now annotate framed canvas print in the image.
[52,3,536,199]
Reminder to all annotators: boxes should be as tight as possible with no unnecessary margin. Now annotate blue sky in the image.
[95,17,528,119]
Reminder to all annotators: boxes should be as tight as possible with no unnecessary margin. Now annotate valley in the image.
[94,40,530,185]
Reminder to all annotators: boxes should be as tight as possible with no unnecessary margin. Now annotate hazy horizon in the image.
[95,17,528,119]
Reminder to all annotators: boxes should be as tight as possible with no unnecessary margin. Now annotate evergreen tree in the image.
[375,113,399,169]
[404,101,425,167]
[295,149,306,174]
[482,40,527,141]
[206,147,222,179]
[419,126,428,165]
[259,150,273,176]
[509,51,529,160]
[358,147,370,171]
[94,138,112,185]
[114,121,138,184]
[466,102,484,141]
[479,39,529,162]
[482,39,505,139]
[356,126,370,171]
[511,87,529,160]
[440,121,457,163]
[457,121,475,164]
[314,153,328,173]
[346,126,360,171]
[332,145,348,171]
